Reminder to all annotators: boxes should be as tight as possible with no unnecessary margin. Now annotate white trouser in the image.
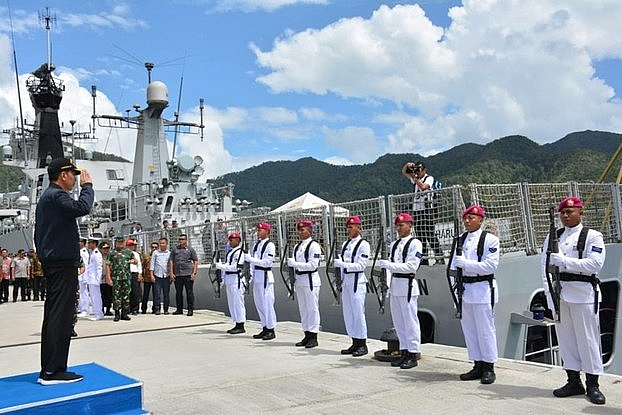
[295,284,320,333]
[225,284,246,323]
[253,281,277,329]
[461,302,498,363]
[390,295,420,353]
[557,300,603,374]
[78,279,90,313]
[88,283,104,318]
[342,281,367,339]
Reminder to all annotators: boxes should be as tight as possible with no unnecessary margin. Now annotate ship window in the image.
[106,169,125,181]
[164,196,174,213]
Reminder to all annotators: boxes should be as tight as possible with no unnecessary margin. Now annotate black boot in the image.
[253,327,268,339]
[585,374,606,405]
[480,362,496,384]
[228,322,245,334]
[341,339,357,355]
[120,312,131,321]
[305,332,318,348]
[352,338,368,357]
[553,370,585,397]
[399,351,419,369]
[114,311,120,322]
[460,361,483,381]
[262,328,276,341]
[391,350,408,367]
[296,331,310,347]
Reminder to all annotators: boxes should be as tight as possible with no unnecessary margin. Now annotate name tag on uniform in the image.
[592,246,603,253]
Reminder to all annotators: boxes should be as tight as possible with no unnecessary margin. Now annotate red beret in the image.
[346,215,361,226]
[394,212,413,224]
[558,197,583,212]
[257,222,271,231]
[297,220,313,229]
[125,239,136,246]
[462,205,486,218]
[228,232,241,240]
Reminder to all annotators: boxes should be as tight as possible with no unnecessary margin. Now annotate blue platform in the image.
[0,363,148,414]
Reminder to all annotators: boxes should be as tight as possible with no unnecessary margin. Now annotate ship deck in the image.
[1,301,621,414]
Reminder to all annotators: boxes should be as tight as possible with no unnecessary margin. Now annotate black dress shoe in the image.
[173,310,183,315]
[120,314,131,321]
[262,330,276,341]
[391,350,407,367]
[399,352,418,369]
[187,310,193,316]
[71,329,78,337]
[351,345,368,357]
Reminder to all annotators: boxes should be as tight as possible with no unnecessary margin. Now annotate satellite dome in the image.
[146,81,169,108]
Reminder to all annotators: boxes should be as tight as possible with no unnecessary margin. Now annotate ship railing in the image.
[113,182,622,263]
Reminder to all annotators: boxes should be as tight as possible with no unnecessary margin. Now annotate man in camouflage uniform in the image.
[29,250,46,301]
[106,236,135,322]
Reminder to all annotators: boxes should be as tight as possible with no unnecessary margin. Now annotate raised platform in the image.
[0,363,148,415]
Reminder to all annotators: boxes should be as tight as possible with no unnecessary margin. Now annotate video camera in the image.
[406,162,424,175]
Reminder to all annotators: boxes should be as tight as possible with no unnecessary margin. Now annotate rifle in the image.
[369,227,388,314]
[208,239,222,299]
[446,217,463,319]
[545,205,561,321]
[238,225,251,295]
[279,240,295,300]
[324,227,342,305]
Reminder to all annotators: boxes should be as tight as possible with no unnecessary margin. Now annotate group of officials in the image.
[33,156,608,406]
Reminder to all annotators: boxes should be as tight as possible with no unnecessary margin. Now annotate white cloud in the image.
[322,126,379,164]
[253,1,622,156]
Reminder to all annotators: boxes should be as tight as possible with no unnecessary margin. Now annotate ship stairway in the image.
[0,362,149,414]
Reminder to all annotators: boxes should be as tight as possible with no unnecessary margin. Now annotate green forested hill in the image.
[216,130,622,208]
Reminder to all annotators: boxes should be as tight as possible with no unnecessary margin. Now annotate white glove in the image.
[244,253,255,263]
[549,253,566,267]
[334,258,344,268]
[214,262,225,270]
[378,259,390,269]
[287,257,297,267]
[453,255,466,269]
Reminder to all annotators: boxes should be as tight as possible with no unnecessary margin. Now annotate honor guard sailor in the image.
[541,197,607,405]
[288,220,322,349]
[450,205,500,384]
[85,238,104,321]
[216,233,247,334]
[244,222,278,340]
[334,215,371,357]
[378,213,423,369]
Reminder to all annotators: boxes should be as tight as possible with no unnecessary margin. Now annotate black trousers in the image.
[33,276,46,300]
[100,283,113,312]
[141,281,154,313]
[12,278,28,301]
[130,272,141,313]
[174,275,194,311]
[0,279,8,302]
[41,264,78,374]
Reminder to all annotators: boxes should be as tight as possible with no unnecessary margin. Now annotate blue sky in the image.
[1,0,621,179]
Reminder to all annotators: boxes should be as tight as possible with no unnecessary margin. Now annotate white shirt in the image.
[85,249,103,285]
[385,236,422,297]
[411,174,435,211]
[249,238,275,284]
[337,235,370,286]
[292,237,322,288]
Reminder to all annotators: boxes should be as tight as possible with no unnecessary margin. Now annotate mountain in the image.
[214,130,622,209]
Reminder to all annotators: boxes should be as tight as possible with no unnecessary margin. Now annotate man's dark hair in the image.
[159,237,168,243]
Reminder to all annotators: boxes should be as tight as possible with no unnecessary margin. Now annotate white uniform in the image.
[85,248,104,318]
[450,229,500,363]
[382,236,423,353]
[541,223,606,375]
[217,247,246,324]
[78,247,90,313]
[247,239,277,330]
[335,236,370,339]
[290,237,322,333]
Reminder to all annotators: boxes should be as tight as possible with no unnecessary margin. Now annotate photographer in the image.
[402,161,444,265]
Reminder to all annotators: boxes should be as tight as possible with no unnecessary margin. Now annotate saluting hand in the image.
[80,169,93,186]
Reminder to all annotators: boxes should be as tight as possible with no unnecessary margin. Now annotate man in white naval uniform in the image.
[451,205,500,384]
[216,233,246,334]
[77,239,90,316]
[85,239,104,321]
[334,215,371,357]
[379,213,423,369]
[287,220,322,349]
[244,222,277,341]
[542,196,606,405]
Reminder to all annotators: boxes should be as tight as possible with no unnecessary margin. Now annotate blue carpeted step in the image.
[0,362,148,414]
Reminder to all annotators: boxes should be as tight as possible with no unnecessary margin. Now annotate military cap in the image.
[48,157,81,177]
[394,212,413,224]
[228,232,241,240]
[346,215,361,226]
[462,205,486,218]
[257,222,271,231]
[297,220,313,229]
